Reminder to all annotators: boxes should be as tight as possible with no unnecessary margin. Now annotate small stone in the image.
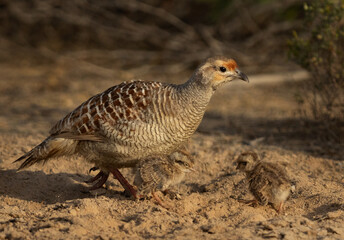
[317,229,327,236]
[200,224,216,234]
[327,210,341,219]
[69,209,77,216]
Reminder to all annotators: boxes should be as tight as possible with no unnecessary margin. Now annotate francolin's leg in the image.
[110,168,138,199]
[151,191,170,209]
[277,202,284,214]
[86,167,137,198]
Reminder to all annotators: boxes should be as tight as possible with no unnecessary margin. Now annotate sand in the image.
[0,64,343,239]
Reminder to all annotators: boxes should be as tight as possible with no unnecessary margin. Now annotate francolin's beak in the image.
[236,69,249,83]
[186,167,196,173]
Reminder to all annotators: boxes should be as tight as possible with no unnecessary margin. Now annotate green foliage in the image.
[288,0,344,122]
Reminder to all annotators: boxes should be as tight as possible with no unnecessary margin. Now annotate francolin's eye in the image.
[219,67,227,72]
[176,160,184,165]
[241,162,247,166]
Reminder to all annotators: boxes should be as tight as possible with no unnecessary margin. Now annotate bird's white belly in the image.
[273,188,290,203]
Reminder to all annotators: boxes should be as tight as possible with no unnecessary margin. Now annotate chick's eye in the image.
[219,66,227,72]
[241,162,247,166]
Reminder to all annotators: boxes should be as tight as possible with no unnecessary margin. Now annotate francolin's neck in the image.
[176,69,214,110]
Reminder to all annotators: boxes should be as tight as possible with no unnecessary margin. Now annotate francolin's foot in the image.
[88,167,99,173]
[85,170,110,191]
[86,167,137,199]
[151,191,171,209]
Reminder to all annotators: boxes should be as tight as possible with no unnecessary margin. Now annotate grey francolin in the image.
[134,150,194,209]
[15,56,249,198]
[236,151,293,213]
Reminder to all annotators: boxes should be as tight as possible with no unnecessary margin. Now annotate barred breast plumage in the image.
[14,56,249,197]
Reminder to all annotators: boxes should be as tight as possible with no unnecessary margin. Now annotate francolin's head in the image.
[236,151,260,173]
[194,56,249,90]
[169,151,195,173]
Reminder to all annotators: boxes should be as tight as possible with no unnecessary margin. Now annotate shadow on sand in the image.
[0,169,125,204]
[305,203,344,220]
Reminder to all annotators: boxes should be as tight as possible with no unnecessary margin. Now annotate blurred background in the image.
[0,0,305,73]
[0,0,343,159]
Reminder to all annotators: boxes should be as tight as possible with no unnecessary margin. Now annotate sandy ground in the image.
[0,64,343,239]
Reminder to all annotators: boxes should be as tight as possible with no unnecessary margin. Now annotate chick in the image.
[236,151,293,213]
[134,150,194,209]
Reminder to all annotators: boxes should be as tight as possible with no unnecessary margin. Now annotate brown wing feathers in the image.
[50,80,160,139]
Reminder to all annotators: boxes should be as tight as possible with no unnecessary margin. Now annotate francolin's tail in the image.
[14,137,78,170]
